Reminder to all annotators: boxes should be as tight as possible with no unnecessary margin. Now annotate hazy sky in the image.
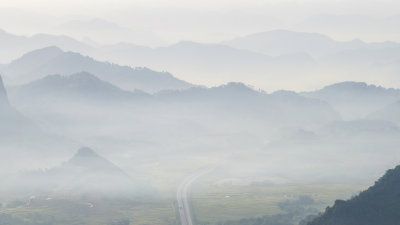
[1,0,400,45]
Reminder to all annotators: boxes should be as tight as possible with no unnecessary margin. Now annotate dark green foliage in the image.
[308,165,400,225]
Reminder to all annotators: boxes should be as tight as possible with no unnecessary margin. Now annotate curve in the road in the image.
[177,168,214,225]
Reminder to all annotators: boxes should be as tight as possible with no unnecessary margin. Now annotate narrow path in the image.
[176,167,214,225]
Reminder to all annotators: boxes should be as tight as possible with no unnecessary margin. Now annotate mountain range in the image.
[0,46,192,93]
[4,50,400,140]
[9,72,341,135]
[368,100,400,125]
[0,28,92,64]
[89,40,317,87]
[2,29,400,91]
[302,81,400,120]
[155,84,340,129]
[10,72,150,105]
[222,29,400,57]
[8,63,400,141]
[317,119,400,138]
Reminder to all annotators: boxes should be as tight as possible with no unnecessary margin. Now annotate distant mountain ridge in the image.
[317,119,400,138]
[302,81,400,120]
[10,72,150,105]
[2,28,400,91]
[368,100,400,125]
[90,40,317,88]
[0,28,92,63]
[322,46,400,67]
[11,76,340,129]
[155,82,340,130]
[1,46,192,92]
[223,29,400,57]
[8,75,341,145]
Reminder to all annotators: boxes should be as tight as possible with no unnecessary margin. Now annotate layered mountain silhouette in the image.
[308,164,400,225]
[94,40,315,70]
[302,81,400,120]
[2,29,400,91]
[222,29,400,57]
[1,46,191,92]
[89,40,318,89]
[11,72,150,105]
[323,46,400,67]
[368,100,400,125]
[155,82,340,130]
[317,119,400,138]
[0,28,92,63]
[8,77,341,147]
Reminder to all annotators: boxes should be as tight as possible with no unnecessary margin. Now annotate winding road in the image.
[176,168,214,225]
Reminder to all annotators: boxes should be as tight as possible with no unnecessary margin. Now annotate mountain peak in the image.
[317,81,400,95]
[3,46,191,92]
[69,71,100,81]
[74,147,99,158]
[28,147,139,196]
[222,82,252,90]
[12,46,64,66]
[65,147,124,174]
[324,81,370,90]
[25,46,63,56]
[68,147,103,163]
[212,82,257,95]
[222,30,354,57]
[256,29,333,40]
[36,71,100,84]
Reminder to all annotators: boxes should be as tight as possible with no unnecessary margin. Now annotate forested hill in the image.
[308,165,400,225]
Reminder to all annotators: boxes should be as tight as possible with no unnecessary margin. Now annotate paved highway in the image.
[177,168,214,225]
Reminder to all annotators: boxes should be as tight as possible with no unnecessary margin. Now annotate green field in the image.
[0,196,178,225]
[190,183,366,224]
[0,182,366,225]
[0,161,368,225]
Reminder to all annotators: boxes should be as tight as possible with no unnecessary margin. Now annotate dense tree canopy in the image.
[308,165,400,225]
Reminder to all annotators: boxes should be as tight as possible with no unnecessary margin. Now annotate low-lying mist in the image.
[1,29,400,225]
[1,70,399,197]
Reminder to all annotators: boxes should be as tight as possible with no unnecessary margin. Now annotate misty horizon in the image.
[1,1,400,225]
[2,28,400,92]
